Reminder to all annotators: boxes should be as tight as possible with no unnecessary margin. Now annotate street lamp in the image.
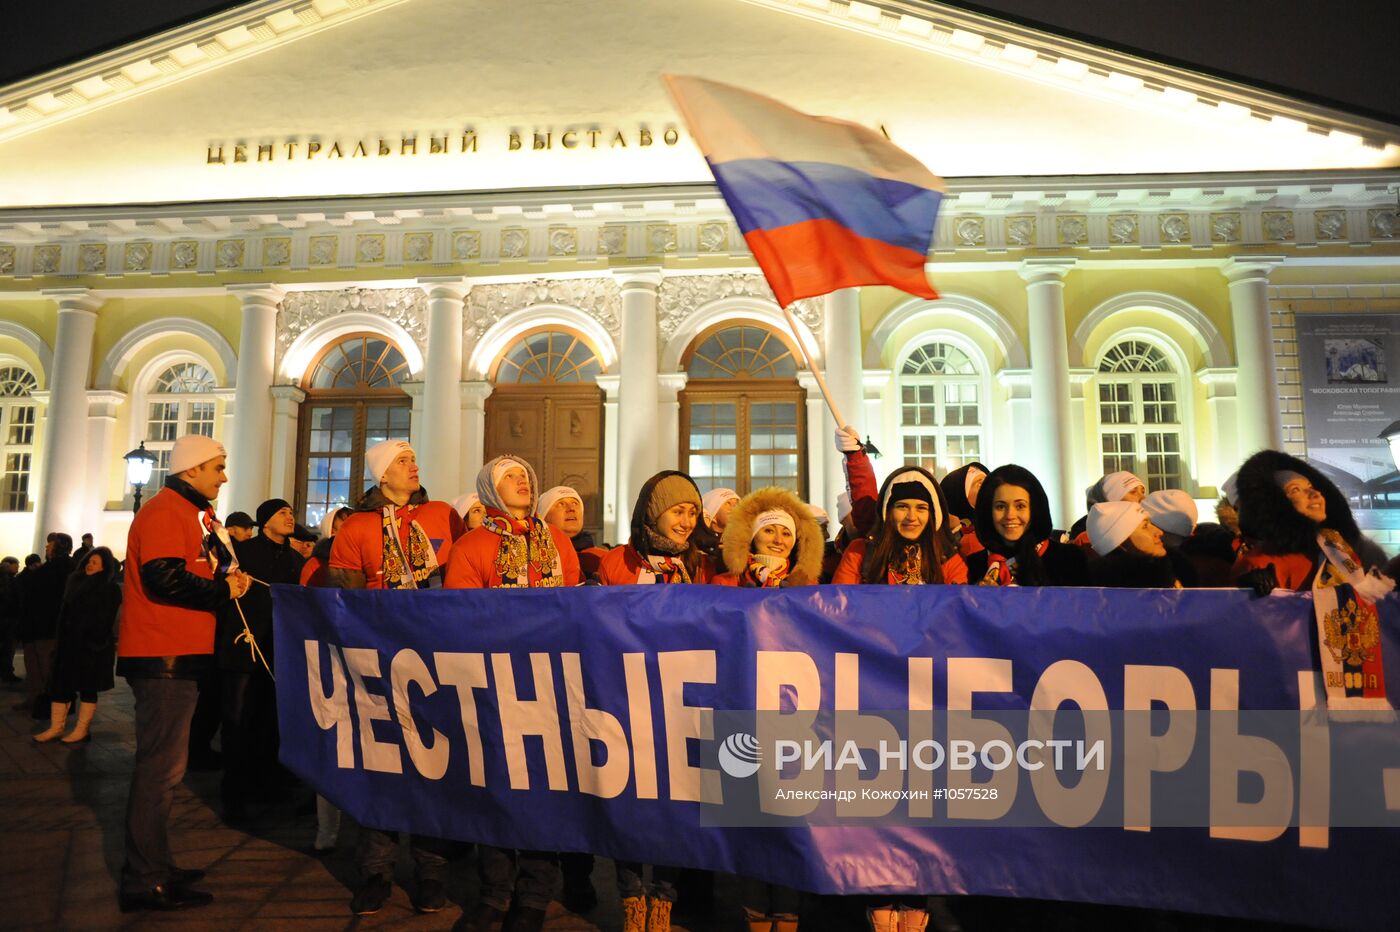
[123,441,158,513]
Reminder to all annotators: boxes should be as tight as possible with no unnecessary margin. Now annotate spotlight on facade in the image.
[1380,420,1400,473]
[123,441,158,513]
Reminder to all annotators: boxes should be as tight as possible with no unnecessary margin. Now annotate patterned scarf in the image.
[200,508,239,576]
[480,511,565,589]
[887,544,924,585]
[1309,529,1392,714]
[380,503,440,590]
[741,553,789,588]
[642,554,692,585]
[976,540,1050,587]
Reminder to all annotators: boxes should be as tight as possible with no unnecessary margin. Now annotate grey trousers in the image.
[355,828,451,884]
[478,846,560,912]
[121,677,198,891]
[22,639,54,702]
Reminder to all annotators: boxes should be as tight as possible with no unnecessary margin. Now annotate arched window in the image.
[896,340,982,477]
[681,325,805,496]
[1096,338,1184,491]
[0,365,38,511]
[296,334,412,527]
[144,362,217,491]
[494,329,603,384]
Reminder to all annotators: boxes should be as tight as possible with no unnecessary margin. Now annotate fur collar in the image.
[1235,450,1357,554]
[719,486,825,580]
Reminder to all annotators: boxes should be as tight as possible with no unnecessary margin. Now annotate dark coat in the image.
[216,533,304,675]
[1088,550,1180,588]
[19,554,75,641]
[50,568,121,695]
[967,464,1089,587]
[965,541,1089,588]
[1235,449,1359,558]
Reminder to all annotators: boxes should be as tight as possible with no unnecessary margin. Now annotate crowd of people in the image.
[11,424,1395,932]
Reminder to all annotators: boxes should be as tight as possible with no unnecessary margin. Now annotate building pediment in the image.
[1,0,1398,211]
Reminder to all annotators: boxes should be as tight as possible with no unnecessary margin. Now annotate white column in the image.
[33,289,102,550]
[417,277,469,496]
[268,385,305,503]
[798,373,828,515]
[823,287,864,517]
[861,369,892,487]
[614,267,663,534]
[657,373,687,473]
[595,375,622,542]
[1067,368,1094,512]
[1198,368,1240,490]
[402,381,426,451]
[225,284,282,513]
[85,391,125,532]
[459,381,493,495]
[1020,258,1078,527]
[1222,257,1286,455]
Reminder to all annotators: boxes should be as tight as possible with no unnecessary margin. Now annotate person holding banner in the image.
[832,467,967,586]
[327,439,462,917]
[713,486,823,590]
[446,455,578,932]
[1086,501,1181,588]
[964,464,1088,588]
[116,434,252,913]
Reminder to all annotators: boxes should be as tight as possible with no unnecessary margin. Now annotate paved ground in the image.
[0,668,1315,932]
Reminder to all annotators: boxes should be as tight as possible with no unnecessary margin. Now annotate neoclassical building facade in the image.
[1,0,1398,556]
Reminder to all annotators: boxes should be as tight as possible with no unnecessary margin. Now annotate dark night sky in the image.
[2,0,1398,124]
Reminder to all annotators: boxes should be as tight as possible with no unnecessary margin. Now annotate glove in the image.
[834,425,862,453]
[780,568,815,587]
[1236,563,1279,598]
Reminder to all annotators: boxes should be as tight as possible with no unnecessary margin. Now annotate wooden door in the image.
[484,386,605,541]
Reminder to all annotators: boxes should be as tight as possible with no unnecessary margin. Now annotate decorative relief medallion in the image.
[647,224,678,255]
[1159,213,1190,244]
[172,240,199,270]
[1314,209,1347,241]
[1056,215,1087,246]
[124,243,152,272]
[262,238,291,267]
[355,234,385,264]
[698,222,728,254]
[1108,215,1138,244]
[1006,216,1036,247]
[452,230,481,260]
[404,232,433,263]
[309,235,338,266]
[34,245,61,274]
[657,274,824,350]
[548,227,578,257]
[1263,211,1295,242]
[955,217,985,247]
[216,239,244,269]
[1370,208,1398,239]
[278,287,429,373]
[599,226,627,256]
[0,245,14,275]
[464,278,621,341]
[80,244,107,273]
[1210,212,1241,243]
[500,229,528,259]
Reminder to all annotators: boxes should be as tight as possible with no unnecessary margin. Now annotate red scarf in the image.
[976,540,1050,587]
[480,509,565,589]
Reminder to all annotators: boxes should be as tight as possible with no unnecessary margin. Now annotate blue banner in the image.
[273,584,1400,930]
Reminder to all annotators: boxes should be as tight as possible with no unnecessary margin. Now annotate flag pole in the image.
[781,303,847,430]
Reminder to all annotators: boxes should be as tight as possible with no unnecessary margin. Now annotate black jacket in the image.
[1088,550,1181,588]
[20,554,75,641]
[50,572,122,695]
[216,533,304,675]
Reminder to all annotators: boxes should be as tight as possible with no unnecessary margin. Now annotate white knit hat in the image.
[1101,471,1146,502]
[836,492,852,524]
[168,434,226,475]
[807,503,829,527]
[702,487,739,522]
[490,457,527,490]
[365,439,414,483]
[537,486,583,520]
[1088,501,1151,556]
[451,492,480,518]
[1141,489,1197,537]
[751,509,796,540]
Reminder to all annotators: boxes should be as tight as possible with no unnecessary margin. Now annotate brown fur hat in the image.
[719,486,825,581]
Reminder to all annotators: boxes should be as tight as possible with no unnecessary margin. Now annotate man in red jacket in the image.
[117,434,251,913]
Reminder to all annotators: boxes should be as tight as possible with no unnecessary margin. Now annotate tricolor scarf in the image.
[480,512,565,589]
[200,508,239,576]
[642,554,692,585]
[1309,529,1392,714]
[976,540,1050,587]
[741,553,789,588]
[380,503,441,590]
[888,544,923,586]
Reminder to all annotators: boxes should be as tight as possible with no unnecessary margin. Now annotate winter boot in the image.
[621,896,646,932]
[745,906,774,932]
[61,700,96,743]
[897,905,930,932]
[646,896,673,932]
[772,912,800,932]
[868,907,899,932]
[32,701,67,742]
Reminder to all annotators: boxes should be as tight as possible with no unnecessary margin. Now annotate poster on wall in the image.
[1295,312,1400,532]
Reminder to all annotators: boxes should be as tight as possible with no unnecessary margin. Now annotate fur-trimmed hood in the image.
[719,486,825,580]
[1235,449,1358,554]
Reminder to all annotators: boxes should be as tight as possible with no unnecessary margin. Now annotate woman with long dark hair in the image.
[965,464,1088,587]
[33,546,120,744]
[832,466,967,585]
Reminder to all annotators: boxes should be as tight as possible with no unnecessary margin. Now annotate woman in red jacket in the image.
[713,486,823,589]
[832,466,967,586]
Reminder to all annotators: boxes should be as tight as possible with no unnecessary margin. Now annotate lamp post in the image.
[123,441,158,513]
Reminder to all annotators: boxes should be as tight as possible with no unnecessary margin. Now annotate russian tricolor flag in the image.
[664,74,944,308]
